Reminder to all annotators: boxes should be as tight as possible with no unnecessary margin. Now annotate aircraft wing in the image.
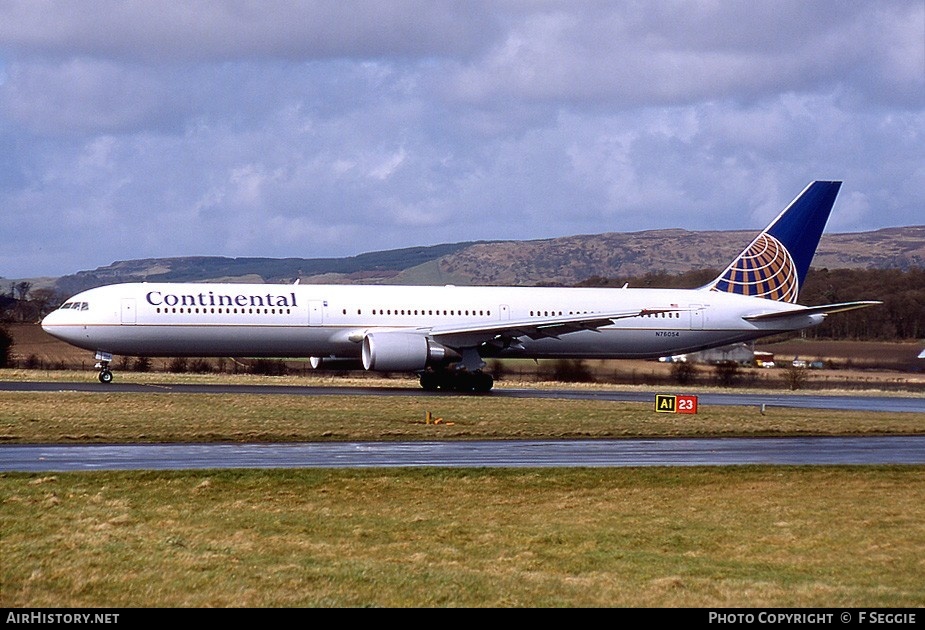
[743,301,882,322]
[428,307,683,349]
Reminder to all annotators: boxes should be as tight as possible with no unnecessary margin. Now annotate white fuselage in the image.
[41,282,821,362]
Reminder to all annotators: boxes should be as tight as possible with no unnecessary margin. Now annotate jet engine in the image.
[309,356,365,370]
[361,332,450,371]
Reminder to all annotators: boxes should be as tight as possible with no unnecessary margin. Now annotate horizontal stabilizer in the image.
[743,301,882,322]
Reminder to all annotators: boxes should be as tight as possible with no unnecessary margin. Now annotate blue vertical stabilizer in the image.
[705,181,841,303]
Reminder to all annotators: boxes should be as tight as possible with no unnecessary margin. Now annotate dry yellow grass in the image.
[1,389,922,444]
[2,467,923,607]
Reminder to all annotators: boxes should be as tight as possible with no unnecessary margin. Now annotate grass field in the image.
[3,467,924,607]
[0,385,923,444]
[1,373,924,608]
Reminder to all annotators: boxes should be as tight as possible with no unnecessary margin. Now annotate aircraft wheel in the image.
[420,372,440,391]
[98,369,113,384]
[452,372,475,392]
[472,371,493,392]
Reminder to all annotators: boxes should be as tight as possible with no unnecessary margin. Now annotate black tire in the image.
[99,370,113,384]
[419,372,440,391]
[474,372,494,392]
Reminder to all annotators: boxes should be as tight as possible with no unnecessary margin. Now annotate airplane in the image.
[41,180,880,391]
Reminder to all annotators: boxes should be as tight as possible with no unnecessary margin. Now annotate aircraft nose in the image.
[40,310,56,332]
[40,308,83,347]
[41,308,68,337]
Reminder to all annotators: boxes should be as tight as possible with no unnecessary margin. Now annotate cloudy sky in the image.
[1,1,923,279]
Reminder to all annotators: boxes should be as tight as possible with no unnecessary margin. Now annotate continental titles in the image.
[146,291,298,309]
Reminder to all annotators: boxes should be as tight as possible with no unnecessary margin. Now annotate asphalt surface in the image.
[3,435,924,472]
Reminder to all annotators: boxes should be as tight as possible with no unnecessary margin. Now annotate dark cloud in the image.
[0,1,922,278]
[0,1,500,61]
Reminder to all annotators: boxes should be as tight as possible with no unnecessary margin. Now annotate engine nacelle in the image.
[361,332,449,372]
[309,356,365,371]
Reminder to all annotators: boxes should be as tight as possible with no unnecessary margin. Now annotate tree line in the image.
[577,267,925,341]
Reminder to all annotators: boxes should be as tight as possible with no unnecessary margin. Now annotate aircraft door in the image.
[308,300,324,325]
[121,298,137,324]
[499,304,510,320]
[689,304,704,330]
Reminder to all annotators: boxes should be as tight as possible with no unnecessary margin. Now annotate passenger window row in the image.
[355,308,492,317]
[529,310,598,317]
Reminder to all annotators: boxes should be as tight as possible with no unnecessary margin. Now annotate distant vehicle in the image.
[753,351,775,368]
[42,181,880,391]
[792,359,808,368]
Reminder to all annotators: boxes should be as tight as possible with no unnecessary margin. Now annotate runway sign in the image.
[655,394,698,414]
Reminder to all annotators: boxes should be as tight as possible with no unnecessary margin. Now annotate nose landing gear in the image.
[95,351,114,384]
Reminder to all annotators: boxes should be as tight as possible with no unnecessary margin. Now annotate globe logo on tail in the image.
[709,233,799,303]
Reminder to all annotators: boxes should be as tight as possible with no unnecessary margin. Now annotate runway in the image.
[4,436,925,472]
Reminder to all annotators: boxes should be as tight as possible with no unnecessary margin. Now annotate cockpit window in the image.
[59,301,89,311]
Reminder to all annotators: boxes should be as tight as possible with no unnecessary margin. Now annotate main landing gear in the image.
[419,368,494,393]
[95,351,114,384]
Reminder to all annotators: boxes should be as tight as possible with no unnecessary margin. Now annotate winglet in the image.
[704,181,842,303]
